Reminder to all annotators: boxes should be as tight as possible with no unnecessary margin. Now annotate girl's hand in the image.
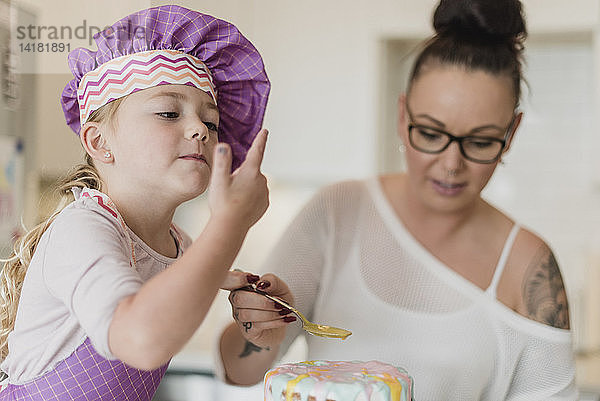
[224,272,296,350]
[208,129,269,230]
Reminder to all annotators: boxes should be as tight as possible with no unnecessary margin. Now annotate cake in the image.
[264,360,413,401]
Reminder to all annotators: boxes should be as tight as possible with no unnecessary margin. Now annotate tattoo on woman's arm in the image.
[522,248,570,329]
[239,340,271,358]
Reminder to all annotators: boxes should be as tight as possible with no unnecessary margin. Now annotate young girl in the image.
[0,5,271,400]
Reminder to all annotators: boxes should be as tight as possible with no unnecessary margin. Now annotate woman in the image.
[219,0,576,399]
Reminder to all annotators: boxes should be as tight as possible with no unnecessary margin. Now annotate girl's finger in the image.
[240,129,268,172]
[209,143,232,192]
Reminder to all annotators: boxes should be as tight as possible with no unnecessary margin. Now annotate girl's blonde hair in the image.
[0,98,123,362]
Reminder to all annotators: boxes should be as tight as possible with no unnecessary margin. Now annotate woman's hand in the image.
[222,271,296,349]
[208,129,269,231]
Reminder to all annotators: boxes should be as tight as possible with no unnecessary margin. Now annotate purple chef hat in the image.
[61,5,270,170]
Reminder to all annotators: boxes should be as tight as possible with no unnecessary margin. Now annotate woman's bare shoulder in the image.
[502,228,570,330]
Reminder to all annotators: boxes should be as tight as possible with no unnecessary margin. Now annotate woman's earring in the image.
[104,151,112,159]
[398,143,406,153]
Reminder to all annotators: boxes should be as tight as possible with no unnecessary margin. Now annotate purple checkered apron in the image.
[0,337,167,400]
[0,188,174,400]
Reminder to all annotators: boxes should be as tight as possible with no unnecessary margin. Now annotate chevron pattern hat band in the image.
[77,50,217,126]
[61,5,270,170]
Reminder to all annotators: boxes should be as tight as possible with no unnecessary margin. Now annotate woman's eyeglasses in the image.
[406,106,515,164]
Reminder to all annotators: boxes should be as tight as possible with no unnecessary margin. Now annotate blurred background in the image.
[1,0,600,399]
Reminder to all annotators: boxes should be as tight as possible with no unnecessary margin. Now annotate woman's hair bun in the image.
[433,0,526,43]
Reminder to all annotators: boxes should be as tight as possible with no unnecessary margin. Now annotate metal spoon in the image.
[238,285,352,340]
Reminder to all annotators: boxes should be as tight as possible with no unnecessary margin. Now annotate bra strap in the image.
[487,224,520,298]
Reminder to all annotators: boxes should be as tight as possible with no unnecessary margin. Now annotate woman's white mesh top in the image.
[267,177,577,401]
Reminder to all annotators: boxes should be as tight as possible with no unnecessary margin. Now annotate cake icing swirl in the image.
[264,360,413,401]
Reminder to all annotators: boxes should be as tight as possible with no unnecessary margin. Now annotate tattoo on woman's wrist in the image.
[239,340,271,358]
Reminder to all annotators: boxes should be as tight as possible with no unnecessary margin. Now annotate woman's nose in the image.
[440,141,464,170]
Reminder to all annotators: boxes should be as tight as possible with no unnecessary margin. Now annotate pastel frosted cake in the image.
[264,360,413,401]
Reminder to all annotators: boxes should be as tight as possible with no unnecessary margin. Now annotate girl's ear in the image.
[80,122,113,164]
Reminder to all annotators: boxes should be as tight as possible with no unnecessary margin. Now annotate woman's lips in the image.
[431,179,467,196]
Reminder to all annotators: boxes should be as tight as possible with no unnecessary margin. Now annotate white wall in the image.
[18,0,600,182]
[16,0,152,74]
[158,0,600,185]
